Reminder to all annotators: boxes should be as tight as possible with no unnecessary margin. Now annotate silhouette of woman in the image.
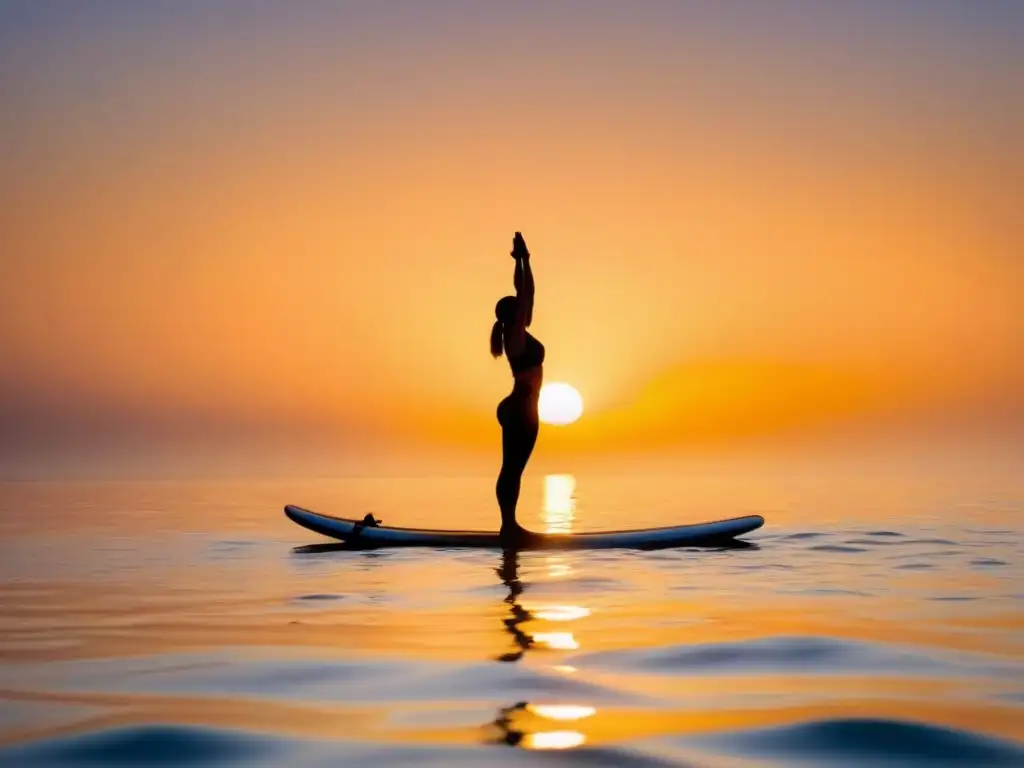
[491,232,543,543]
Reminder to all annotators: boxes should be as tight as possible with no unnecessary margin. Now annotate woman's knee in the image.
[496,478,514,501]
[498,465,522,481]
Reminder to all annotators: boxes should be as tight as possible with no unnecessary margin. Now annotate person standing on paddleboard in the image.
[491,232,543,544]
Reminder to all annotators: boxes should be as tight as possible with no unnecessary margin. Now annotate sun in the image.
[539,383,584,425]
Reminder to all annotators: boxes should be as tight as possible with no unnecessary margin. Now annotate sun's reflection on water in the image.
[492,549,587,670]
[542,474,576,534]
[543,473,577,580]
[493,491,595,750]
[523,730,585,750]
[528,704,596,721]
[492,701,593,750]
[532,605,590,621]
[531,631,579,650]
[545,558,572,579]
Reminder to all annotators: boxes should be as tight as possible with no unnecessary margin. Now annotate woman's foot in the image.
[500,523,535,547]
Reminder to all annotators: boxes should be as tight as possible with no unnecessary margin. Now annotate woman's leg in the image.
[496,412,540,533]
[496,421,525,532]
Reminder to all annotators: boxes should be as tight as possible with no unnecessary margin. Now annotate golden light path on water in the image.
[504,701,596,751]
[532,605,591,621]
[542,474,577,534]
[530,631,580,651]
[523,731,586,750]
[529,704,598,721]
[512,474,591,749]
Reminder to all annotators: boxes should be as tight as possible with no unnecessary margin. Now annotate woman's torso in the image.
[506,331,544,392]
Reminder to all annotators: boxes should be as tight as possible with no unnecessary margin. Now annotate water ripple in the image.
[570,635,1019,677]
[692,717,1024,766]
[0,725,287,766]
[1,476,1021,766]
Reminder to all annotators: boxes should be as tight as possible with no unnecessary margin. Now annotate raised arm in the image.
[512,232,534,327]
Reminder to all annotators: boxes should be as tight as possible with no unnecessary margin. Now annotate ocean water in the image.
[0,459,1022,766]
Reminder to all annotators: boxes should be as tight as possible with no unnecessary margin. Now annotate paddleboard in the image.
[285,504,764,550]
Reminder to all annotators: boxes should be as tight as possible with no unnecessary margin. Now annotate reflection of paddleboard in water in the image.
[284,505,764,550]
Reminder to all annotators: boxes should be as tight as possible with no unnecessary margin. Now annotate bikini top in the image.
[508,332,545,374]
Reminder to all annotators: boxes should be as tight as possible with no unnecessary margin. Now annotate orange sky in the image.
[1,2,1021,465]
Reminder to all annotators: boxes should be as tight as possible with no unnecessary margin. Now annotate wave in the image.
[0,725,286,766]
[690,717,1024,766]
[569,635,1020,677]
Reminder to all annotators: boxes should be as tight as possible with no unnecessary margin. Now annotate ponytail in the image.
[490,320,504,358]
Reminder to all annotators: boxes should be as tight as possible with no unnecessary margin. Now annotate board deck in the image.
[285,504,764,550]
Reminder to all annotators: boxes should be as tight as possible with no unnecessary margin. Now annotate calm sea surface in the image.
[1,459,1021,766]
